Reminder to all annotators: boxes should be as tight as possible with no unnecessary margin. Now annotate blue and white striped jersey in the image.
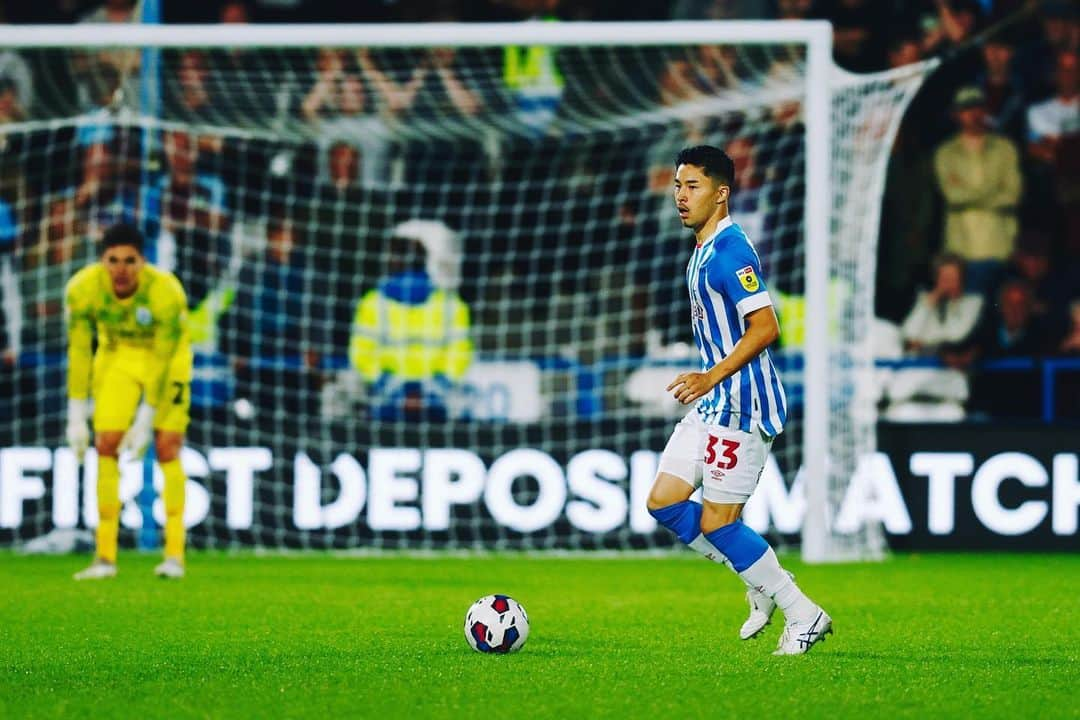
[685,216,787,436]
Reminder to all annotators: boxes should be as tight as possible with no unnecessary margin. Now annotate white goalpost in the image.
[0,22,934,561]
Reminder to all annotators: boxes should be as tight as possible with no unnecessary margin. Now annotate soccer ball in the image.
[463,594,529,654]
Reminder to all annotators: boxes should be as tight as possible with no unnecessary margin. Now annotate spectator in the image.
[1060,298,1080,354]
[920,0,982,60]
[818,0,892,73]
[205,2,282,126]
[302,48,409,184]
[0,78,26,125]
[900,252,983,357]
[19,197,94,356]
[998,229,1077,340]
[884,253,983,422]
[976,35,1027,146]
[501,0,565,135]
[968,278,1059,419]
[1058,297,1080,420]
[165,49,215,123]
[886,33,923,69]
[146,129,231,306]
[406,48,483,119]
[696,45,753,91]
[72,142,136,235]
[1025,50,1079,251]
[0,46,33,120]
[79,0,138,24]
[725,135,766,247]
[219,0,250,24]
[1027,51,1079,161]
[1015,0,1079,101]
[933,85,1022,294]
[909,0,984,148]
[222,213,324,418]
[75,0,140,111]
[325,141,360,192]
[346,220,472,422]
[777,0,813,20]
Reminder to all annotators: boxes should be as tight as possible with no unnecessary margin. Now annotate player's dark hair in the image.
[675,145,735,191]
[99,223,145,255]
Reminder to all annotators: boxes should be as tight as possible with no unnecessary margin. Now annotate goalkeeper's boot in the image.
[773,608,833,656]
[154,557,185,579]
[740,570,793,640]
[73,559,117,581]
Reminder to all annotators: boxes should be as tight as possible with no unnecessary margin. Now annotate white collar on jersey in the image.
[697,215,734,247]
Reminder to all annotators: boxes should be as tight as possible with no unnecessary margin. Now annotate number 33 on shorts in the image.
[704,433,741,485]
[704,434,740,470]
[699,426,772,504]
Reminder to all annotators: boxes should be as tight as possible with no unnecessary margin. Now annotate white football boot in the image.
[773,608,833,656]
[73,559,117,581]
[739,570,794,640]
[154,557,185,579]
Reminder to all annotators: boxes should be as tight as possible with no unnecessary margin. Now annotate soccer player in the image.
[646,145,831,655]
[66,224,193,580]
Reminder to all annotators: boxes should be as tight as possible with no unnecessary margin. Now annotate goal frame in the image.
[0,20,836,561]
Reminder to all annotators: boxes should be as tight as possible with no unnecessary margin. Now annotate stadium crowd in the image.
[0,0,1077,426]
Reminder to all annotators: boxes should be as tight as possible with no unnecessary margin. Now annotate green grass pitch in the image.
[1,552,1076,719]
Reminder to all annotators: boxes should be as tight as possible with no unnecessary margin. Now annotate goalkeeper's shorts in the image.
[91,349,192,434]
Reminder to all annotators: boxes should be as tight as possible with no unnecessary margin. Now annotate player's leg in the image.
[646,415,758,580]
[698,429,831,654]
[153,430,186,578]
[153,357,191,578]
[75,357,140,580]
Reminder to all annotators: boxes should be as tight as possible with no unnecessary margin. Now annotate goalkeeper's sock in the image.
[161,459,186,563]
[649,501,756,588]
[96,455,120,565]
[706,521,817,624]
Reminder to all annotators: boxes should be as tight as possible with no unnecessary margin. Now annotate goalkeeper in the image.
[66,224,193,581]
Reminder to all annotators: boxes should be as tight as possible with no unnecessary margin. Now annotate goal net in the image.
[0,22,932,560]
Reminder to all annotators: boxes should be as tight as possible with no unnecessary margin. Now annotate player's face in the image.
[101,245,145,298]
[673,163,726,230]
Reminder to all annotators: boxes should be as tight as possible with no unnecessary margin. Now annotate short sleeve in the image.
[706,240,772,318]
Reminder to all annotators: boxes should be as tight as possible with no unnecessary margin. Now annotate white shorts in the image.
[656,412,773,504]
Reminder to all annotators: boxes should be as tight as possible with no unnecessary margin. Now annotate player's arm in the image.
[64,273,95,460]
[64,274,95,401]
[668,306,779,405]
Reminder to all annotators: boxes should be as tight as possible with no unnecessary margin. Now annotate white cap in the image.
[392,219,463,290]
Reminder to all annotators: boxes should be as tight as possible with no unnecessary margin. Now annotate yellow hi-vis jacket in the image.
[348,272,472,383]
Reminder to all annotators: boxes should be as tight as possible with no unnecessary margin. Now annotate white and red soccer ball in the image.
[463,594,529,654]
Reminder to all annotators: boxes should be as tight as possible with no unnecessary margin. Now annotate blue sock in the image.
[704,520,769,572]
[649,500,702,545]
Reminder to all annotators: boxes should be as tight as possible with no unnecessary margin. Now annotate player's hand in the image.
[66,399,92,464]
[119,403,155,459]
[667,369,721,405]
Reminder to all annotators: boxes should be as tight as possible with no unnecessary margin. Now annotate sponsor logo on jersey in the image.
[135,306,153,326]
[736,265,759,292]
